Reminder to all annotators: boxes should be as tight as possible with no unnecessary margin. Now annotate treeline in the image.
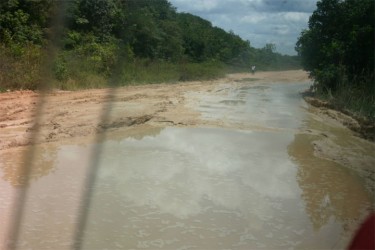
[296,0,374,119]
[0,0,300,90]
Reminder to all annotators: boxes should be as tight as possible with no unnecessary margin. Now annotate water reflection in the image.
[0,145,58,186]
[189,82,309,130]
[288,133,373,232]
[1,82,373,249]
[83,127,309,249]
[0,144,92,249]
[95,128,298,216]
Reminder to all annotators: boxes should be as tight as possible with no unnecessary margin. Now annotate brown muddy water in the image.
[1,81,374,249]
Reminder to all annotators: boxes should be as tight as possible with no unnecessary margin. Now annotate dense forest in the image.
[0,0,300,90]
[296,0,374,119]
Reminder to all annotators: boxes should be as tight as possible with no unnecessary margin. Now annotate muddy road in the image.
[0,70,374,249]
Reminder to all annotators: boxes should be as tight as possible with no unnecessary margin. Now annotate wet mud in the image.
[0,71,374,249]
[304,96,375,141]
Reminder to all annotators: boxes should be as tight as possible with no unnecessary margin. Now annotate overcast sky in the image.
[169,0,319,55]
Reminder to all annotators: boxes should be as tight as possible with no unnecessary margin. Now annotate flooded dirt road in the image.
[0,71,374,249]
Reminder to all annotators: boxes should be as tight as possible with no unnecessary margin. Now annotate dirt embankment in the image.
[303,96,375,141]
[0,70,309,151]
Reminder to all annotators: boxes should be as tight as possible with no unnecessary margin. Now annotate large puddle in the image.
[189,83,308,131]
[1,81,374,249]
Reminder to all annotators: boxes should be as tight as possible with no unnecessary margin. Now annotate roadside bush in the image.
[333,75,375,120]
[74,35,119,75]
[53,54,68,82]
[0,43,42,90]
[312,72,375,120]
[178,61,225,81]
[118,59,225,85]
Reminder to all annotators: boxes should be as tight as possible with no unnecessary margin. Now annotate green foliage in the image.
[178,61,225,81]
[296,0,374,89]
[296,0,374,118]
[1,0,301,91]
[0,0,51,46]
[120,59,180,84]
[118,59,224,85]
[334,83,375,120]
[0,43,42,90]
[75,36,119,74]
[53,54,68,81]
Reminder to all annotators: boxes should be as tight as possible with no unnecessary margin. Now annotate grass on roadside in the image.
[0,45,227,91]
[311,76,375,121]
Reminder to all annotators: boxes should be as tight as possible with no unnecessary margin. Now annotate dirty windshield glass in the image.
[0,0,374,249]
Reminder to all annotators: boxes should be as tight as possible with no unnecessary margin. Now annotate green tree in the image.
[0,0,51,46]
[1,0,302,90]
[296,0,374,91]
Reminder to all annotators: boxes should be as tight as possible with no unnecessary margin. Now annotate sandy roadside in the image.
[303,96,375,141]
[0,70,310,151]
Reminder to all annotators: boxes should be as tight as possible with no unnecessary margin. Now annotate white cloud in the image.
[240,14,267,24]
[283,12,311,22]
[274,25,291,35]
[170,0,318,55]
[172,0,221,12]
